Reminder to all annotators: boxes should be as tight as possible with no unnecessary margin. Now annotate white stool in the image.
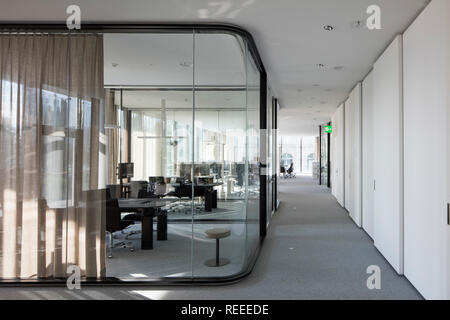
[204,228,231,267]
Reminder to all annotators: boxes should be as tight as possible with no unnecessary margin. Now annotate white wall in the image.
[372,35,404,274]
[331,104,345,207]
[362,71,375,239]
[403,0,450,300]
[344,84,362,227]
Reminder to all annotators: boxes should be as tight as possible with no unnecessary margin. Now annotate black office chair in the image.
[280,165,286,178]
[286,163,296,178]
[105,199,135,258]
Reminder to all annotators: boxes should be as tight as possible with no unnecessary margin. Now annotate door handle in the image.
[447,203,450,226]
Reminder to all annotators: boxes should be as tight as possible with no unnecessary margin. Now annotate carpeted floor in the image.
[0,176,423,300]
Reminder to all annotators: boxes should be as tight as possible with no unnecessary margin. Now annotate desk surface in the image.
[118,198,179,209]
[170,182,223,187]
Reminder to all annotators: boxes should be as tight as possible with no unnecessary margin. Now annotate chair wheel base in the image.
[204,258,230,267]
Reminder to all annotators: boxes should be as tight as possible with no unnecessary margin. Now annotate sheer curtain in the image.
[0,34,105,279]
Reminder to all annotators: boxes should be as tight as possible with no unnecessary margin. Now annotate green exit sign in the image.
[324,125,333,133]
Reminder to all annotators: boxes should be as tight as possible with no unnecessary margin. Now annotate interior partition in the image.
[0,26,267,284]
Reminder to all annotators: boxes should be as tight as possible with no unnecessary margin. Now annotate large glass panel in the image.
[103,33,195,280]
[192,32,251,277]
[0,29,263,283]
[246,43,261,266]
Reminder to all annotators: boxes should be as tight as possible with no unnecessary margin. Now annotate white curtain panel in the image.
[0,34,105,279]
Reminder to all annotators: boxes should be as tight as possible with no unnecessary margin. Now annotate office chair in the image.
[286,163,296,178]
[280,165,286,178]
[105,198,135,258]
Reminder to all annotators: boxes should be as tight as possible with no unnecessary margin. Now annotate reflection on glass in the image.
[0,30,263,283]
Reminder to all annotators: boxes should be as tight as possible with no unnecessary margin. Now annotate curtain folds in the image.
[0,34,105,279]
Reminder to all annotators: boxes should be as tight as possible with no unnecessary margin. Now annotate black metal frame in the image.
[318,123,331,188]
[0,22,267,286]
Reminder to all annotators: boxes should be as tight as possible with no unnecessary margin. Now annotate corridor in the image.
[0,177,422,300]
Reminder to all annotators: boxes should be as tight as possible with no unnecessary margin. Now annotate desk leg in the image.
[205,191,213,212]
[157,211,167,241]
[212,189,217,209]
[141,209,154,250]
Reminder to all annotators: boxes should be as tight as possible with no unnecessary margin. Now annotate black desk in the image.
[171,182,223,212]
[118,198,177,250]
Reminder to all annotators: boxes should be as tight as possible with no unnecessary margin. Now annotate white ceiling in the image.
[0,0,430,135]
[104,33,247,87]
[117,90,247,110]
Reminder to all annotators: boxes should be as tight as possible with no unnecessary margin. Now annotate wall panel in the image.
[344,84,362,227]
[372,35,404,274]
[331,104,345,206]
[403,0,449,299]
[362,71,375,239]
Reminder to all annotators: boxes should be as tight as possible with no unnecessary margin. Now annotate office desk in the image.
[171,182,223,212]
[118,198,178,250]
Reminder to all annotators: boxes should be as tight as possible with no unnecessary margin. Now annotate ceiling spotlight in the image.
[111,63,119,68]
[351,20,363,29]
[180,61,193,68]
[323,25,335,31]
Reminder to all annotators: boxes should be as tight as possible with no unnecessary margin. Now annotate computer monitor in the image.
[196,163,210,176]
[118,163,134,179]
[179,163,192,180]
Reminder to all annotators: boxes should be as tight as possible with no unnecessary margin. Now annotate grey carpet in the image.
[0,176,422,300]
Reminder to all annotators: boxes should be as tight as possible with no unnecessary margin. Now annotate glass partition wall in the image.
[0,26,266,283]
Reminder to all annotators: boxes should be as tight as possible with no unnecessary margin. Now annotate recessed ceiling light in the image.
[313,84,320,87]
[180,61,193,68]
[334,66,344,71]
[323,25,335,31]
[351,20,363,29]
[111,63,119,68]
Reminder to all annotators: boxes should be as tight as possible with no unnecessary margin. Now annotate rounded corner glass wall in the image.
[0,28,263,283]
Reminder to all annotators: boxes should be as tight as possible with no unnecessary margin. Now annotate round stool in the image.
[204,228,231,267]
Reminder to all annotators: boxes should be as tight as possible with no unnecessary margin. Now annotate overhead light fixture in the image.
[323,25,335,31]
[180,61,193,68]
[351,20,363,29]
[111,63,119,68]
